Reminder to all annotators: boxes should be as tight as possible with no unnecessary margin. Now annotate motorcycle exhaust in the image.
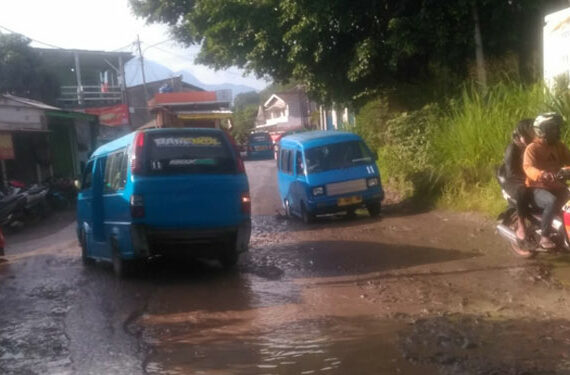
[497,224,518,244]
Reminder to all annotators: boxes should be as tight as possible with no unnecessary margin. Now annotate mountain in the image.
[174,69,259,98]
[124,59,260,99]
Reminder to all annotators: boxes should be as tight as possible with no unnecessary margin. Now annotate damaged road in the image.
[2,159,570,374]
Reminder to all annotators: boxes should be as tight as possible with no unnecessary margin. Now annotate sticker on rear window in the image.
[168,159,216,166]
[153,136,221,147]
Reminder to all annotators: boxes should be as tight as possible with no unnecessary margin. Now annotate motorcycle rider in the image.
[523,112,570,249]
[503,119,534,240]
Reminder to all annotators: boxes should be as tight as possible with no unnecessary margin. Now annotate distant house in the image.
[0,94,98,185]
[255,88,317,132]
[127,75,203,129]
[146,90,233,129]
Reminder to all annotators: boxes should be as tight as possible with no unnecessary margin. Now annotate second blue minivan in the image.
[76,128,251,276]
[277,131,383,223]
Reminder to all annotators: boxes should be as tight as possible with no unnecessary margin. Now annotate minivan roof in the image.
[280,130,361,149]
[90,128,226,158]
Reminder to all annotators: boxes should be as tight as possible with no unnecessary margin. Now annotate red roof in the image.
[154,91,217,105]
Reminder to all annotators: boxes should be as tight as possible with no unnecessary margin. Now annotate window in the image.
[82,161,94,190]
[305,141,373,174]
[104,150,128,192]
[280,149,293,174]
[147,131,236,175]
[296,151,305,175]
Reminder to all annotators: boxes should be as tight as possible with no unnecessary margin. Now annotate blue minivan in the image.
[76,128,251,276]
[246,132,274,159]
[277,131,384,223]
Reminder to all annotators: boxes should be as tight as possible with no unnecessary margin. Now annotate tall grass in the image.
[433,82,568,214]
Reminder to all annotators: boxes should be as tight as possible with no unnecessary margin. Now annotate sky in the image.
[0,0,268,90]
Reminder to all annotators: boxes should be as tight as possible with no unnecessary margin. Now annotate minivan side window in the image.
[280,149,293,175]
[82,161,94,190]
[104,150,128,193]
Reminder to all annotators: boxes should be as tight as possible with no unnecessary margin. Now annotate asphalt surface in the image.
[2,159,570,374]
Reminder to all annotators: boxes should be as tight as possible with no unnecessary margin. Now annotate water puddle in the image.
[141,316,437,374]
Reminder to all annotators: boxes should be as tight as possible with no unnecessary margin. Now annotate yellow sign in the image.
[0,133,14,160]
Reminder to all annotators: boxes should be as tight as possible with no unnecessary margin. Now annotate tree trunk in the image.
[472,1,487,89]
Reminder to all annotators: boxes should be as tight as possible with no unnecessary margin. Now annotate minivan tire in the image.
[300,202,314,224]
[111,240,133,278]
[367,202,381,217]
[284,199,292,218]
[80,230,94,266]
[220,242,240,268]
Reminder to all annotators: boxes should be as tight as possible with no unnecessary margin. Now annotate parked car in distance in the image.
[76,128,251,277]
[246,132,274,159]
[277,131,383,223]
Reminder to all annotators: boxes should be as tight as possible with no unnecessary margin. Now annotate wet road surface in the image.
[2,159,570,374]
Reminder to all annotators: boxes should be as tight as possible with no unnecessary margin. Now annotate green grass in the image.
[360,81,570,216]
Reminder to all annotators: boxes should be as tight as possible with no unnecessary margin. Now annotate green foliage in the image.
[0,33,59,104]
[354,97,391,152]
[358,81,570,214]
[376,105,442,200]
[234,91,260,111]
[130,0,567,105]
[231,104,257,144]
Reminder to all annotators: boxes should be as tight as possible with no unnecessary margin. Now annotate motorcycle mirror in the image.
[74,179,81,190]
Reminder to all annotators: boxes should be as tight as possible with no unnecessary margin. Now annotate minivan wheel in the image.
[284,199,292,218]
[367,202,381,217]
[111,240,132,278]
[80,230,94,266]
[300,202,314,224]
[220,242,240,268]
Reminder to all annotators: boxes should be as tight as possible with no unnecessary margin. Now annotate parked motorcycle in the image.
[0,187,27,255]
[496,168,570,258]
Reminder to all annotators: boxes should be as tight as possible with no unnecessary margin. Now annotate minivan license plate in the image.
[338,196,362,207]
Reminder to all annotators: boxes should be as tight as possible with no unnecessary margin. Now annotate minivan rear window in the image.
[249,133,270,143]
[146,132,236,174]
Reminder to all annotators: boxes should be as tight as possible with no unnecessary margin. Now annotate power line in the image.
[0,24,64,49]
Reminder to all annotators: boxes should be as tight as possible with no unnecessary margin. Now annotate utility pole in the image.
[136,35,150,101]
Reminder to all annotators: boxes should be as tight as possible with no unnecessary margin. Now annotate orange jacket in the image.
[523,139,570,188]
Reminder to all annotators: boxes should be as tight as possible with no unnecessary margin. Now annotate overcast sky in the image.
[0,0,267,90]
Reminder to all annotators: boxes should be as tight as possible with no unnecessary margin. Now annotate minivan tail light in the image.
[131,132,145,175]
[241,192,251,214]
[130,195,145,218]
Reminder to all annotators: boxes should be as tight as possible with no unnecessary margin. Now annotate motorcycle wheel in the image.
[506,212,536,259]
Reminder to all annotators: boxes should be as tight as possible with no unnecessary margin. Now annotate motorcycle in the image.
[0,187,27,255]
[496,168,570,258]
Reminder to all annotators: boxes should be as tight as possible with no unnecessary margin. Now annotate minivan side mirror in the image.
[74,179,82,190]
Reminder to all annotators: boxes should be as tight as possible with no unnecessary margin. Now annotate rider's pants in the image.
[533,188,569,235]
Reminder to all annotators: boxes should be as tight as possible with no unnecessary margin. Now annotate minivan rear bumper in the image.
[131,219,251,258]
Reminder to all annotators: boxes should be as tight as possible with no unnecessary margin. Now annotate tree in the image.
[0,33,59,104]
[233,91,260,112]
[130,0,568,106]
[231,105,257,144]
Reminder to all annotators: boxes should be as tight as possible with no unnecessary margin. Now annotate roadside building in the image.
[0,94,98,185]
[544,7,570,91]
[126,75,203,130]
[36,48,133,143]
[145,90,233,129]
[255,88,317,133]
